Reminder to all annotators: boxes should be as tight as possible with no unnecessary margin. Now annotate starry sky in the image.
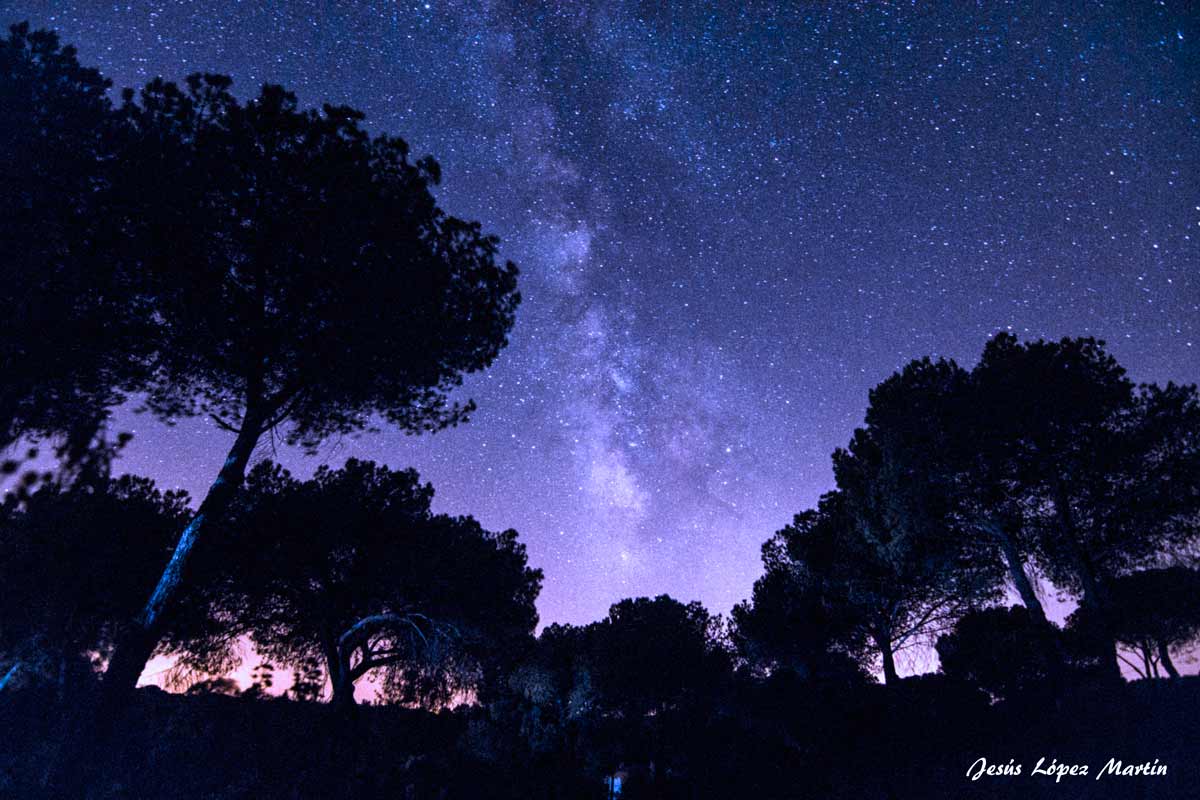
[5,1,1197,630]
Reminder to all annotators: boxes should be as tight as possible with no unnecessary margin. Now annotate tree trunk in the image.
[322,632,357,708]
[331,659,356,708]
[875,628,899,685]
[1158,642,1180,679]
[880,646,899,685]
[990,524,1048,625]
[979,518,1071,692]
[1052,481,1122,682]
[330,671,356,708]
[0,662,19,692]
[102,415,262,693]
[50,403,261,800]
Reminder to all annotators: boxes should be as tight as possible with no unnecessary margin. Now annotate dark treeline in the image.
[2,24,1199,799]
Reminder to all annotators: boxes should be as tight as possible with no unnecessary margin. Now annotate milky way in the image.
[5,1,1197,628]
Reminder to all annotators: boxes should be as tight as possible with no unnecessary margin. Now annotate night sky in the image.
[6,1,1197,632]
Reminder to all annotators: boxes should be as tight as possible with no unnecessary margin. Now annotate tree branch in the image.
[338,611,456,684]
[338,612,430,653]
[348,649,414,681]
[1116,651,1145,678]
[261,390,301,432]
[0,662,20,692]
[209,412,240,433]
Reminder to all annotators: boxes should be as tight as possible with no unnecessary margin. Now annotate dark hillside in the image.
[2,678,1197,799]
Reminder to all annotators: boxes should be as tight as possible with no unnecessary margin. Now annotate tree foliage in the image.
[113,73,520,448]
[1067,568,1200,679]
[740,488,995,686]
[506,595,732,793]
[0,37,525,689]
[731,564,868,684]
[588,595,730,720]
[975,336,1200,674]
[854,355,1048,623]
[0,24,155,453]
[0,476,189,690]
[935,606,1062,702]
[168,459,541,707]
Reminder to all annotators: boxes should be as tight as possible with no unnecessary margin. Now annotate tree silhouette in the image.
[1068,568,1200,679]
[590,596,731,792]
[731,543,869,684]
[168,459,541,708]
[240,662,276,700]
[505,596,731,792]
[183,676,240,696]
[93,72,521,690]
[0,24,155,457]
[505,623,612,790]
[935,606,1062,701]
[742,480,998,686]
[852,335,1200,679]
[287,655,325,702]
[974,335,1200,677]
[588,596,729,721]
[0,476,189,696]
[857,355,1050,624]
[834,425,1002,683]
